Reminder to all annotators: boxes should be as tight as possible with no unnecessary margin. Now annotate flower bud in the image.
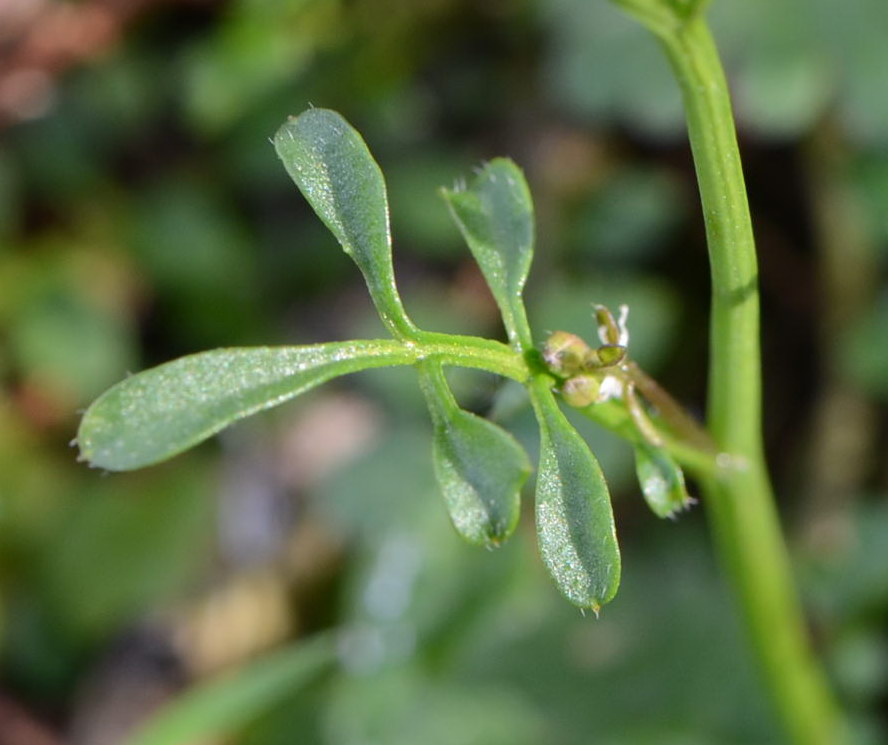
[543,331,591,377]
[561,374,601,408]
[585,344,626,369]
[594,305,620,346]
[594,304,630,347]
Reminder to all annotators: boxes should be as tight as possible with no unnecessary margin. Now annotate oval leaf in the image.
[419,362,530,547]
[77,341,417,471]
[634,443,694,519]
[442,159,535,348]
[274,108,414,338]
[529,378,621,612]
[124,634,335,745]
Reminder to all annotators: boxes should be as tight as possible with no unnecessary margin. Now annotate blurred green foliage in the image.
[1,0,887,742]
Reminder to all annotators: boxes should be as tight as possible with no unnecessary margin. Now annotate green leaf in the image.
[418,361,530,547]
[442,159,535,349]
[528,378,621,612]
[273,108,415,338]
[123,633,335,745]
[634,443,693,519]
[272,112,538,547]
[77,341,418,471]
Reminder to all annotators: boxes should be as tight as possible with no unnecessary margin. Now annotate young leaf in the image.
[273,108,416,339]
[123,633,335,745]
[634,443,694,519]
[528,378,621,612]
[419,361,530,547]
[442,159,535,349]
[274,111,533,544]
[77,341,419,471]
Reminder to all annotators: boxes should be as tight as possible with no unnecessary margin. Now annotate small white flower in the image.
[616,304,630,347]
[597,374,624,402]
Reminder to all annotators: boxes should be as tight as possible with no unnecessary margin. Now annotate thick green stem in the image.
[645,15,846,745]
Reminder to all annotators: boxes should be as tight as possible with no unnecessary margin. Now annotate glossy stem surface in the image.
[652,15,845,745]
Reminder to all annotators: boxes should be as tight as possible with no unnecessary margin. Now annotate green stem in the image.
[638,13,845,745]
[573,395,721,478]
[413,331,530,381]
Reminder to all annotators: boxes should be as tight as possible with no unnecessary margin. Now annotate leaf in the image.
[634,443,693,519]
[529,378,621,611]
[274,111,534,542]
[77,341,417,471]
[123,633,335,745]
[419,361,530,547]
[273,108,415,338]
[323,669,546,745]
[442,159,535,348]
